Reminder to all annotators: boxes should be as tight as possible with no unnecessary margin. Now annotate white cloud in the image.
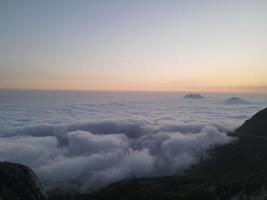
[0,92,263,191]
[0,121,233,192]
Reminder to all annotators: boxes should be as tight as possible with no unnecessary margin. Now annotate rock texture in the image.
[74,176,217,200]
[0,162,47,200]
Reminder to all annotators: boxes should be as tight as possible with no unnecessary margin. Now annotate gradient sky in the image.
[0,0,267,92]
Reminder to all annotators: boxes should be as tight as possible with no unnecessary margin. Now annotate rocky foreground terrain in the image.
[0,162,46,200]
[1,107,267,200]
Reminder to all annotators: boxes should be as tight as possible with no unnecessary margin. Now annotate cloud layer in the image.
[1,92,265,192]
[0,121,233,192]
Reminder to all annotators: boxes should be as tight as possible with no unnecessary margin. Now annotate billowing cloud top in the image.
[0,91,265,191]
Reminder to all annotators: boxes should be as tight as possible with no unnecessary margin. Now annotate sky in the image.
[0,0,267,92]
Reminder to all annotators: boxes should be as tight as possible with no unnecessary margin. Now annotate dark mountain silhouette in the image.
[0,162,47,200]
[236,107,267,136]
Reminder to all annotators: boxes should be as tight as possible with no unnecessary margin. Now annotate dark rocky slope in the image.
[236,107,267,136]
[0,162,47,200]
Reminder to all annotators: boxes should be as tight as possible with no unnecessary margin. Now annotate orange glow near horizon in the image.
[1,63,267,93]
[1,81,267,93]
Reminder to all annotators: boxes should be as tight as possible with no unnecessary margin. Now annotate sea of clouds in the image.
[0,91,266,192]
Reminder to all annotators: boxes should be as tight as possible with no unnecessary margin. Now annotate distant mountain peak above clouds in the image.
[184,93,205,99]
[224,97,249,105]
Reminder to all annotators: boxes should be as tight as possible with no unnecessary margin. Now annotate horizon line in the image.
[0,88,266,94]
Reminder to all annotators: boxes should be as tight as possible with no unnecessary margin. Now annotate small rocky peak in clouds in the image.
[183,93,205,99]
[224,97,249,105]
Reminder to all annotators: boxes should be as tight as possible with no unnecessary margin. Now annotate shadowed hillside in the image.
[236,107,267,136]
[0,162,47,200]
